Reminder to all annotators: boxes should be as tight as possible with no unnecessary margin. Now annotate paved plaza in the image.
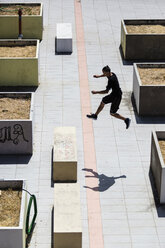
[1,0,165,247]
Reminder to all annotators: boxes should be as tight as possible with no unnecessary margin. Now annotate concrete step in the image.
[53,127,77,182]
[53,183,82,248]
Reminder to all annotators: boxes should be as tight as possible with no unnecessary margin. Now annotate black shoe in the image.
[86,113,97,120]
[125,118,131,129]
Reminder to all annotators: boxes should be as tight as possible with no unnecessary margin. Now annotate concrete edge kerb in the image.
[121,19,127,34]
[40,3,43,17]
[30,92,34,120]
[18,180,26,228]
[36,39,39,59]
[153,131,165,169]
[133,63,142,86]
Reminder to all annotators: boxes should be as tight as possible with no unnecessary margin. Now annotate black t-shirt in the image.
[106,73,122,95]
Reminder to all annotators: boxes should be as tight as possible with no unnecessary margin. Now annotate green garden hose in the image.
[25,194,37,235]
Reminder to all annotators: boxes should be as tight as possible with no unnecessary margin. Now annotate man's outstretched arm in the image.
[91,89,109,94]
[93,74,105,78]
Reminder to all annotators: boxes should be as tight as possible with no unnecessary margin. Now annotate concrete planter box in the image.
[121,19,165,60]
[0,3,43,40]
[0,179,27,248]
[133,63,165,116]
[150,131,165,204]
[0,92,34,154]
[0,40,39,86]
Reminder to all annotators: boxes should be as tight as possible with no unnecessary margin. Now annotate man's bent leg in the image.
[95,101,105,116]
[86,101,105,120]
[110,112,131,129]
[110,112,125,121]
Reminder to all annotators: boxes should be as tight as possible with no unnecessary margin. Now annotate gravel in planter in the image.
[0,188,22,227]
[138,67,165,85]
[0,94,31,119]
[126,24,165,34]
[0,45,36,57]
[158,139,165,163]
[0,4,40,15]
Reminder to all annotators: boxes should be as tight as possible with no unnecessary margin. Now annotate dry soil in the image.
[0,96,31,119]
[126,24,165,34]
[138,67,165,85]
[159,140,165,163]
[0,4,40,15]
[0,188,22,227]
[0,45,36,57]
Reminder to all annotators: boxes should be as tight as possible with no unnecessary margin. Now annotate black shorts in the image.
[102,92,122,114]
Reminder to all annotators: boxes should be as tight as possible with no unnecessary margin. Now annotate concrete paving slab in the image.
[1,0,165,248]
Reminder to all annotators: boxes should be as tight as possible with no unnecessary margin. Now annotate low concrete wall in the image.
[133,63,165,116]
[0,92,34,154]
[150,131,165,204]
[0,179,27,248]
[121,19,165,60]
[0,40,39,86]
[54,183,82,248]
[0,3,43,40]
[56,23,72,53]
[53,127,77,182]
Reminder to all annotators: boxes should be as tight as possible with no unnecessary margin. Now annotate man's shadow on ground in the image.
[82,168,126,192]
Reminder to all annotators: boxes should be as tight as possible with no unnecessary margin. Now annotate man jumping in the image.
[86,65,131,129]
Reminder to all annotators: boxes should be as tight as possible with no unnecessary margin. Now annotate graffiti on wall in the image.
[0,124,29,145]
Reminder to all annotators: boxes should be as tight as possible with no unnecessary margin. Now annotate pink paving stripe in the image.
[75,1,104,248]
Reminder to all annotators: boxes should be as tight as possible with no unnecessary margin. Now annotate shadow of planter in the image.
[0,92,34,155]
[0,3,43,40]
[0,179,27,248]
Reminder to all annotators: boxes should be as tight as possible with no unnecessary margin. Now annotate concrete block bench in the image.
[56,23,72,53]
[53,183,82,248]
[53,127,77,182]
